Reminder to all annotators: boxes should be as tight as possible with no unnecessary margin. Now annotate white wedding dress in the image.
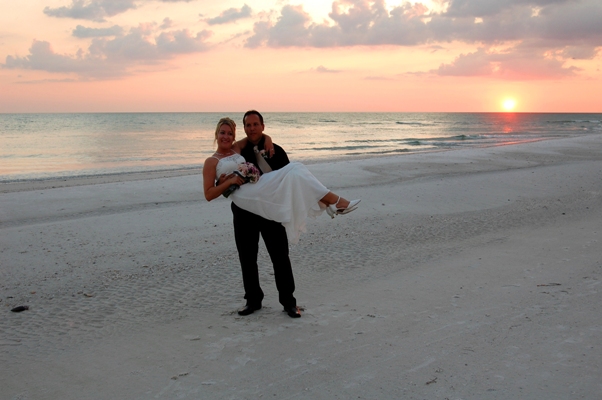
[216,154,329,244]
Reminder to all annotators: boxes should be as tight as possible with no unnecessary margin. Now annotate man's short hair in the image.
[243,110,264,125]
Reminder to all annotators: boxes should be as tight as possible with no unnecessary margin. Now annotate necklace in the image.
[215,149,233,157]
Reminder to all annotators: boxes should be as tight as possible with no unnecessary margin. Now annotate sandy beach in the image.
[1,135,601,399]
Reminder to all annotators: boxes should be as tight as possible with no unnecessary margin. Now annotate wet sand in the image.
[1,135,601,399]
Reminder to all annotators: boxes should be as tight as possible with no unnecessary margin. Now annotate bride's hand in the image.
[217,173,239,185]
[228,174,245,186]
[264,135,275,158]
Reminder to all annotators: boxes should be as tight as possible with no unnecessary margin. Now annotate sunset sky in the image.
[1,0,601,113]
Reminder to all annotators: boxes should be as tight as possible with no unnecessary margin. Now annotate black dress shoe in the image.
[284,306,301,318]
[238,304,261,316]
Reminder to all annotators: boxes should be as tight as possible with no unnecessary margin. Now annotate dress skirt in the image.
[231,162,329,244]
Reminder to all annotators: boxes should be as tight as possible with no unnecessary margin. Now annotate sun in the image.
[502,98,517,112]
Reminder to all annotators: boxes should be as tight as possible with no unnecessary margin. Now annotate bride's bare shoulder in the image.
[204,156,219,166]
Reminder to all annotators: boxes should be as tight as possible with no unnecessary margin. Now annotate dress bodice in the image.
[216,153,246,177]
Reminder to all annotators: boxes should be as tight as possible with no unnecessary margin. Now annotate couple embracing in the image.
[203,110,360,318]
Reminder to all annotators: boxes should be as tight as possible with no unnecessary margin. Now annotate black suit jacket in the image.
[240,135,289,174]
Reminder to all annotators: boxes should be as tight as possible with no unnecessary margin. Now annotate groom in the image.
[230,110,301,318]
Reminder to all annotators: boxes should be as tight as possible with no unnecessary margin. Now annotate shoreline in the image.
[0,167,204,194]
[0,135,558,194]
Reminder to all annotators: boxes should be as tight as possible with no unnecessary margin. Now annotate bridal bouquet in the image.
[223,162,260,198]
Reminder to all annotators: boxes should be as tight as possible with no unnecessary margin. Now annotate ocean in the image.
[1,112,600,182]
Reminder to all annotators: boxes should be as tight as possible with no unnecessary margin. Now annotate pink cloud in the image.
[433,46,580,80]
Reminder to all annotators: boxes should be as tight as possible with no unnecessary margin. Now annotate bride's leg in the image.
[320,192,361,218]
[320,192,351,208]
[320,192,337,206]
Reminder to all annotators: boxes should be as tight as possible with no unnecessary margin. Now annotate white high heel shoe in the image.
[326,196,361,218]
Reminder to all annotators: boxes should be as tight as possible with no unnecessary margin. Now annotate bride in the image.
[203,117,360,243]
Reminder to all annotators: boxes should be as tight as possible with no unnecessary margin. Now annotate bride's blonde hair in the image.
[214,117,237,145]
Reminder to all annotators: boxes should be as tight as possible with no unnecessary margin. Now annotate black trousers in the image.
[231,203,296,309]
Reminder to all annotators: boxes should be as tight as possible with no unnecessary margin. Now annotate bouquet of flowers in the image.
[222,162,261,198]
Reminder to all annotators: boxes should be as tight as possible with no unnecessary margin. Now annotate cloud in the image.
[315,65,341,73]
[262,5,314,47]
[241,0,602,79]
[433,46,581,79]
[160,17,174,29]
[433,48,494,76]
[442,0,569,18]
[245,0,602,48]
[2,25,211,79]
[245,21,270,48]
[16,78,81,84]
[91,24,211,61]
[245,1,432,48]
[72,25,124,38]
[3,40,120,78]
[206,4,252,25]
[425,0,602,48]
[155,29,211,54]
[43,0,195,21]
[561,45,599,60]
[364,75,396,80]
[10,0,601,81]
[44,0,138,22]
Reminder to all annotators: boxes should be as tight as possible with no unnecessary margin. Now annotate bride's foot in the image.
[326,196,360,218]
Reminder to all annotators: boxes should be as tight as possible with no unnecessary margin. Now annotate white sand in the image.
[1,135,601,399]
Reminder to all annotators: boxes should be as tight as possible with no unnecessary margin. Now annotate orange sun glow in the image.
[502,98,517,112]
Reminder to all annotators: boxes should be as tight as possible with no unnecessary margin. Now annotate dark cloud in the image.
[206,4,252,25]
[561,45,598,60]
[531,2,602,45]
[72,24,124,38]
[443,0,569,18]
[427,0,602,47]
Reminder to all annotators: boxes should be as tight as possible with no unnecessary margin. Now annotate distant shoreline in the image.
[0,135,564,194]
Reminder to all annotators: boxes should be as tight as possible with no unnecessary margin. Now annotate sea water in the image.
[0,112,600,182]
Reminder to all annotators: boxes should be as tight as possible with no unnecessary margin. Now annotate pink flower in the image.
[236,162,260,183]
[223,162,260,198]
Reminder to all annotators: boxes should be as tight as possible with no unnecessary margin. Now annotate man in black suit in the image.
[230,110,301,318]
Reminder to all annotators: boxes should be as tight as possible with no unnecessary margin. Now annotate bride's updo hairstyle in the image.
[214,117,237,145]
